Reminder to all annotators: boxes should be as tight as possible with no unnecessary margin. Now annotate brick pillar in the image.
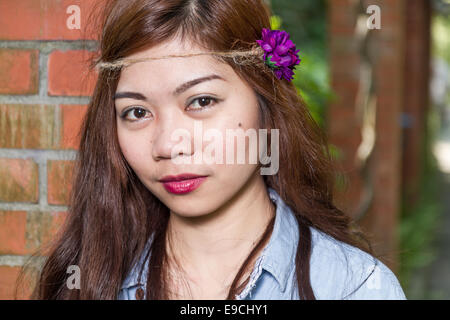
[401,0,431,204]
[328,0,363,217]
[362,0,406,273]
[328,0,407,272]
[0,0,101,299]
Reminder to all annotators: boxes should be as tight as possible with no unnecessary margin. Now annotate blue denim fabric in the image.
[118,187,407,300]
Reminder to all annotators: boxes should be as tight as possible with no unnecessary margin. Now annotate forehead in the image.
[117,37,235,89]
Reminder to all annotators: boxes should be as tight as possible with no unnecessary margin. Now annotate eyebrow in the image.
[114,74,226,101]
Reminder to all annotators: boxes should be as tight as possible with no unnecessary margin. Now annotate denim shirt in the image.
[118,187,407,300]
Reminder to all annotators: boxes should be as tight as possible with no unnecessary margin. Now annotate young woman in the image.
[29,0,406,300]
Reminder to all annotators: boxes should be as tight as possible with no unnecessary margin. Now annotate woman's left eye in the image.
[186,96,219,112]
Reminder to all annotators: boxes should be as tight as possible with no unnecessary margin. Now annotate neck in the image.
[165,171,275,286]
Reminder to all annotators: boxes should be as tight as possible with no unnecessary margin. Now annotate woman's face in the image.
[115,37,263,217]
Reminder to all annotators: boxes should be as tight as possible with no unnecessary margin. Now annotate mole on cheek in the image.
[238,122,242,127]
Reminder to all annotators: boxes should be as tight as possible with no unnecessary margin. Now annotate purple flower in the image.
[256,28,301,81]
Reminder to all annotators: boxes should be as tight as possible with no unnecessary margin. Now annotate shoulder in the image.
[308,226,407,300]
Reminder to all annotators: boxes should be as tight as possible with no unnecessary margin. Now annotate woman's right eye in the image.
[120,107,153,122]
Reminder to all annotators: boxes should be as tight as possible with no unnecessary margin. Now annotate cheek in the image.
[204,122,259,180]
[203,98,261,166]
[117,127,148,171]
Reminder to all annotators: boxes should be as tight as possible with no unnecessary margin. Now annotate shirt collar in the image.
[120,187,299,292]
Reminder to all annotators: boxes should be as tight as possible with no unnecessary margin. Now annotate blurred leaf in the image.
[270,15,282,30]
[432,14,450,64]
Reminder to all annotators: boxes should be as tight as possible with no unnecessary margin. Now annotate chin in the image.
[167,202,218,218]
[149,180,229,218]
[170,191,230,217]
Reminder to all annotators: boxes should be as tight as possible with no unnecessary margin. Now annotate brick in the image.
[0,210,67,256]
[333,0,359,6]
[0,211,27,255]
[48,50,98,96]
[330,53,361,79]
[334,171,364,216]
[0,159,38,203]
[26,211,67,256]
[60,105,88,150]
[329,5,357,35]
[329,78,360,107]
[0,209,65,298]
[0,104,59,149]
[0,49,39,95]
[47,161,75,205]
[329,35,359,56]
[0,0,103,40]
[0,266,31,300]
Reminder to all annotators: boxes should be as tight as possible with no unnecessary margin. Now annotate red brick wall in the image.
[0,0,101,299]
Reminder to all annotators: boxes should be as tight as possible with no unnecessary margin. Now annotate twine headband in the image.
[95,45,265,70]
[95,28,301,82]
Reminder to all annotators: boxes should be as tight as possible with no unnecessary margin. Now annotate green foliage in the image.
[328,143,344,161]
[432,14,450,64]
[397,12,449,299]
[271,0,328,58]
[292,54,334,128]
[398,168,442,296]
[270,0,333,128]
[397,100,444,298]
[431,14,450,114]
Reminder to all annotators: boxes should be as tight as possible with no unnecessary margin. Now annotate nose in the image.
[151,111,194,161]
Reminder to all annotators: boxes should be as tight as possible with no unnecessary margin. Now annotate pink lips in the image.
[159,174,208,195]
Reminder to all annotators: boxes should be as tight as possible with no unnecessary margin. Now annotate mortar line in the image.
[0,40,99,51]
[0,202,69,212]
[54,102,62,151]
[0,149,78,160]
[0,95,92,105]
[38,50,49,99]
[0,255,47,267]
[38,157,48,209]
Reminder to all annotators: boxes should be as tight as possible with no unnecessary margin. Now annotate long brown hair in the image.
[24,0,375,300]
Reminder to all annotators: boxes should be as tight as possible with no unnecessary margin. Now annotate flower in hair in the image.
[256,28,301,81]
